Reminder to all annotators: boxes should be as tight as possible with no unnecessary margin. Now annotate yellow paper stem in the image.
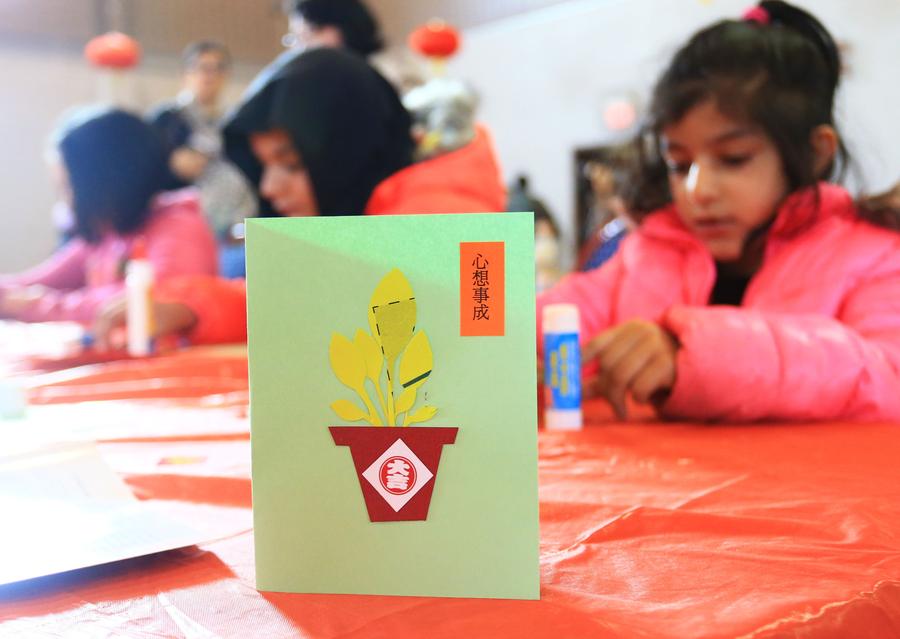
[386,360,397,426]
[372,378,388,425]
[354,385,382,426]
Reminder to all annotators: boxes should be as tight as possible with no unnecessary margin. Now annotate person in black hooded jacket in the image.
[224,47,414,218]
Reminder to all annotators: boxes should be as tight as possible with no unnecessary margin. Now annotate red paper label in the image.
[460,242,505,336]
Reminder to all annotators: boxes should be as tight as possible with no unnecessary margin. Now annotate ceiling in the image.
[372,0,575,44]
[0,0,576,63]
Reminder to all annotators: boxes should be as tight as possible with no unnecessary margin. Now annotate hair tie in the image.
[742,6,771,25]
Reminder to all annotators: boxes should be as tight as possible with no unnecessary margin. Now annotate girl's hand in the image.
[93,296,198,351]
[583,320,678,420]
[170,148,209,181]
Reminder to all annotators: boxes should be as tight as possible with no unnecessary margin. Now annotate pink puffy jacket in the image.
[0,190,217,324]
[537,183,900,422]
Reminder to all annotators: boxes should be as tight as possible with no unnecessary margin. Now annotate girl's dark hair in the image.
[289,0,384,56]
[858,182,900,231]
[628,2,856,220]
[56,107,169,243]
[509,174,560,236]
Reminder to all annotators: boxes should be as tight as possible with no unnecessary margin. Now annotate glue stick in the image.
[543,303,582,430]
[125,239,154,357]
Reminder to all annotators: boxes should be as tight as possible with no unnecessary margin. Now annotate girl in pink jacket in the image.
[0,108,217,324]
[539,1,900,422]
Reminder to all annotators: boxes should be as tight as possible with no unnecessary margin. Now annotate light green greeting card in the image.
[246,213,539,600]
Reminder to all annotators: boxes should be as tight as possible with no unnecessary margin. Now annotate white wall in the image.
[447,0,900,252]
[0,44,258,272]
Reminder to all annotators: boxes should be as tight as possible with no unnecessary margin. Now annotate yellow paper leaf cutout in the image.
[328,268,437,427]
[354,329,383,382]
[371,302,417,365]
[368,269,414,323]
[404,405,438,426]
[399,330,433,391]
[329,332,366,391]
[368,269,416,364]
[331,399,368,422]
[395,386,417,414]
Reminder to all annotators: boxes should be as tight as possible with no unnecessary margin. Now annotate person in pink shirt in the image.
[538,1,900,422]
[0,107,217,324]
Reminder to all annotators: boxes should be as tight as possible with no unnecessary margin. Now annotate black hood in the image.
[224,48,413,216]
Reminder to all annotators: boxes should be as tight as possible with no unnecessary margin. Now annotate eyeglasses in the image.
[190,62,228,75]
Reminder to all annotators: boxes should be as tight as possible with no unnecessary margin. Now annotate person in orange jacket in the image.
[94,46,505,348]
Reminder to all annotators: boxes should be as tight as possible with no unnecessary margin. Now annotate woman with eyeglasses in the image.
[147,41,257,277]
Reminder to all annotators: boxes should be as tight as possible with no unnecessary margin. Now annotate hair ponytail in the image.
[857,183,900,231]
[759,1,841,91]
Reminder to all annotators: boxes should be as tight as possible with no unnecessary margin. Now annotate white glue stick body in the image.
[125,240,155,357]
[543,303,582,430]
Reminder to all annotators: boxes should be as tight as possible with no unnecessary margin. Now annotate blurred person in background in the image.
[148,41,256,278]
[507,174,564,292]
[0,107,216,323]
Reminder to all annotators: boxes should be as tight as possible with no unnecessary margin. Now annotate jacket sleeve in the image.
[535,253,624,354]
[154,275,247,345]
[0,239,89,291]
[661,265,900,421]
[144,200,219,281]
[0,240,112,323]
[3,282,126,323]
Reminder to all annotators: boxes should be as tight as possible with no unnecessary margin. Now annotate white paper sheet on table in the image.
[0,320,86,363]
[14,400,249,441]
[0,438,250,586]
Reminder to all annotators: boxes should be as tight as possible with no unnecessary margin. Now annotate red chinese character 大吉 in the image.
[379,456,416,495]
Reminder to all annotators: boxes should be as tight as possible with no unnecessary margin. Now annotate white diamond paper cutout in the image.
[361,438,434,512]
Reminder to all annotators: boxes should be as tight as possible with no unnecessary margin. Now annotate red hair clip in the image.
[742,6,771,24]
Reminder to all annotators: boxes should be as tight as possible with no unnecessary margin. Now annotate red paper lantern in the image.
[84,32,141,69]
[603,98,638,132]
[408,20,460,59]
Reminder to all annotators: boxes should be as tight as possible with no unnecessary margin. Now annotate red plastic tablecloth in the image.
[2,354,900,638]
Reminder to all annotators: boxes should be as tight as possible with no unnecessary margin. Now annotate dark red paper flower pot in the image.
[329,426,458,522]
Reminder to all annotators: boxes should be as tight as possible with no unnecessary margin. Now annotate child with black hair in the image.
[0,107,217,323]
[508,175,564,293]
[538,1,900,422]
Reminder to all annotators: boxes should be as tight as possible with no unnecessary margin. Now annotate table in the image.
[2,351,899,638]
